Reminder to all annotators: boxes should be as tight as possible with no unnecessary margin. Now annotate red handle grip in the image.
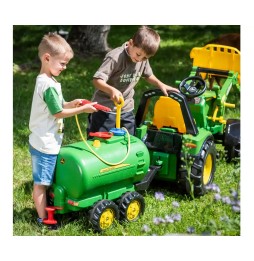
[89,132,113,139]
[81,99,111,112]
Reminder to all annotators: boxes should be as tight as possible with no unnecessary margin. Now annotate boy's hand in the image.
[80,102,98,113]
[110,88,123,104]
[67,99,98,112]
[80,99,111,112]
[72,99,84,108]
[161,84,180,96]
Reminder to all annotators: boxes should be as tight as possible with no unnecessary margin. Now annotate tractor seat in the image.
[152,96,186,134]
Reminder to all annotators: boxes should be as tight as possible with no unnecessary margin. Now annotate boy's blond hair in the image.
[132,26,160,56]
[38,32,74,60]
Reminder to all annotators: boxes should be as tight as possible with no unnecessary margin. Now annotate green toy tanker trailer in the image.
[46,100,156,232]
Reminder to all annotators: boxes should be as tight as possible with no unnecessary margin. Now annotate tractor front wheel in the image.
[186,139,216,196]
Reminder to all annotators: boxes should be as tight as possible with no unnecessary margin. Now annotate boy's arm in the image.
[54,103,98,119]
[145,74,179,96]
[44,88,97,119]
[93,78,123,103]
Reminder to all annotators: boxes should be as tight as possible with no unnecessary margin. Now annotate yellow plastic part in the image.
[127,200,141,221]
[115,97,124,129]
[207,106,226,124]
[203,154,212,185]
[190,44,240,82]
[93,139,101,148]
[153,96,186,133]
[224,102,235,108]
[99,208,115,230]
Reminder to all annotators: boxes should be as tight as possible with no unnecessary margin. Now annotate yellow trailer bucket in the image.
[190,44,240,83]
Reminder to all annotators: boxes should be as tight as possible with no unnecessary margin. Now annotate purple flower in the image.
[141,224,151,233]
[235,200,240,207]
[172,213,182,221]
[172,201,180,208]
[214,193,221,201]
[221,196,232,205]
[232,205,240,213]
[212,184,221,193]
[154,191,165,201]
[206,183,220,193]
[153,217,165,225]
[165,215,174,223]
[187,226,195,234]
[230,189,238,199]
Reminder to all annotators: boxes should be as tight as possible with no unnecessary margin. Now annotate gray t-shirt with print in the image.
[92,42,153,113]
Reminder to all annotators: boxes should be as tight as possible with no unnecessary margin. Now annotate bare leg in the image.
[33,184,47,219]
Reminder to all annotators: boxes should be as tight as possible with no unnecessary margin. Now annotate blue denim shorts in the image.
[29,144,58,186]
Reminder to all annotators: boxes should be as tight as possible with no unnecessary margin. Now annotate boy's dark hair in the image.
[132,26,160,56]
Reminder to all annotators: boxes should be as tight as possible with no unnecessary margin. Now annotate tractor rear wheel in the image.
[89,200,119,232]
[186,139,216,196]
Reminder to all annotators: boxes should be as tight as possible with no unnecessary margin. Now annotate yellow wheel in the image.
[89,200,119,232]
[99,208,115,230]
[119,192,145,222]
[126,200,141,221]
[203,154,213,185]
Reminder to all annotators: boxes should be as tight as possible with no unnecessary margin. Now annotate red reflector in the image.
[67,200,78,206]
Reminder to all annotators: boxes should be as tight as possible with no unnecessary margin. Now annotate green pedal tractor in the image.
[135,44,240,196]
[46,44,240,232]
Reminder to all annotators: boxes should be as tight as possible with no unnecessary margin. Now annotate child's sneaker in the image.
[37,217,44,226]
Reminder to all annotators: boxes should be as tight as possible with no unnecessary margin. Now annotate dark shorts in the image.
[87,110,136,136]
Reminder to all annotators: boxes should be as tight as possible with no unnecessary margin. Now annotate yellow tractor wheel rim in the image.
[99,209,115,230]
[203,154,212,185]
[127,200,141,221]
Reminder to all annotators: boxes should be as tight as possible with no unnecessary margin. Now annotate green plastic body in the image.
[188,66,239,135]
[136,126,212,182]
[51,135,150,214]
[135,66,239,183]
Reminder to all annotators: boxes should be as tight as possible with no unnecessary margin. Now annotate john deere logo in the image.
[60,158,65,164]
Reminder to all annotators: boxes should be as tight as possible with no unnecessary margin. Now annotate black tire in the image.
[224,144,240,163]
[223,119,240,162]
[186,139,216,196]
[89,200,119,232]
[118,191,145,222]
[224,145,235,163]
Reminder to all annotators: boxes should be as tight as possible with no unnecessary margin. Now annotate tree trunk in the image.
[68,25,111,57]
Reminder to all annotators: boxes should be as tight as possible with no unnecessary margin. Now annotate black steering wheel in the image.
[179,76,206,98]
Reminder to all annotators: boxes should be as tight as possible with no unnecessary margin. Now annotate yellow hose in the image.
[75,114,130,166]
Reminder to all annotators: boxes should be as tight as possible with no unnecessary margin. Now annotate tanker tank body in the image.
[50,134,150,214]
